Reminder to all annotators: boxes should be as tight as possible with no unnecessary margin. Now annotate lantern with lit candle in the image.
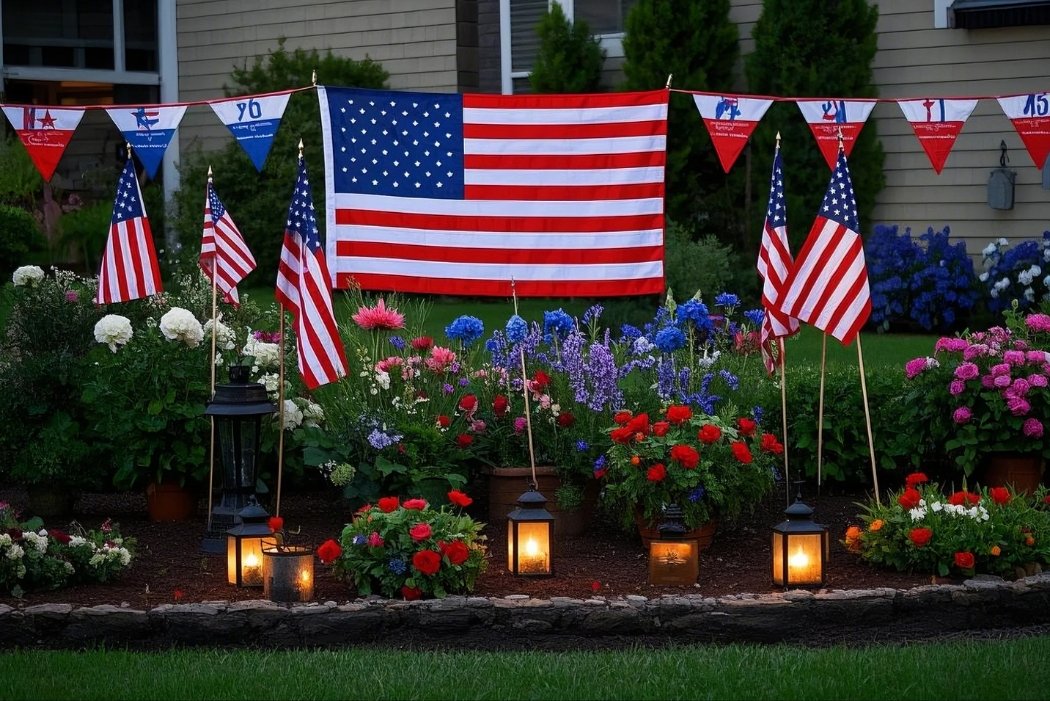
[507,486,554,576]
[647,504,699,586]
[771,493,829,588]
[226,497,272,587]
[262,543,315,603]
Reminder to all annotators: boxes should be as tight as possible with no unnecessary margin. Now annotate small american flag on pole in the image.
[756,145,799,374]
[275,155,348,389]
[317,87,668,297]
[781,147,870,345]
[199,178,256,306]
[95,157,163,304]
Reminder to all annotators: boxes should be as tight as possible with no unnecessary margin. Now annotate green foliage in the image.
[171,38,388,289]
[529,1,606,93]
[0,205,45,280]
[663,221,753,304]
[621,0,741,235]
[56,201,113,275]
[745,0,884,254]
[0,133,44,209]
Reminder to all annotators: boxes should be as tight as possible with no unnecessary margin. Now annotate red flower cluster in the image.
[898,487,922,510]
[316,538,342,564]
[953,551,976,569]
[988,486,1012,505]
[909,527,934,547]
[948,491,980,506]
[448,490,473,508]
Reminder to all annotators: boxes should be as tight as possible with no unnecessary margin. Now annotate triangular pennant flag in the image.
[897,98,978,174]
[209,92,292,171]
[997,92,1050,169]
[105,104,187,179]
[1,106,85,182]
[796,99,876,169]
[691,94,773,173]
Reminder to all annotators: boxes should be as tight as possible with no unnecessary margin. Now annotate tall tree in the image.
[621,0,740,237]
[745,0,885,254]
[529,1,606,93]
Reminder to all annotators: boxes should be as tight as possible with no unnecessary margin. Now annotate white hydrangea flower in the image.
[301,400,325,428]
[159,307,204,348]
[258,372,280,394]
[94,315,134,352]
[0,533,11,547]
[12,265,44,287]
[68,535,87,548]
[203,318,238,351]
[374,370,391,390]
[981,242,998,257]
[63,561,75,573]
[281,399,303,430]
[24,530,47,554]
[6,543,23,560]
[242,337,280,371]
[978,271,989,282]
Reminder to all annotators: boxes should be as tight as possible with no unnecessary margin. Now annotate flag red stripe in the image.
[463,119,666,140]
[786,219,842,318]
[463,90,669,109]
[827,267,871,345]
[336,272,664,297]
[334,241,663,265]
[335,208,663,233]
[463,182,663,201]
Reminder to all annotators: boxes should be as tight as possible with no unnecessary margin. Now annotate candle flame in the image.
[788,547,809,569]
[299,569,311,584]
[244,553,259,567]
[524,537,540,556]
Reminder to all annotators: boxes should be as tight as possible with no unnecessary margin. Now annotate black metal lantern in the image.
[202,364,276,553]
[648,504,700,586]
[226,497,272,587]
[506,485,554,576]
[772,493,829,588]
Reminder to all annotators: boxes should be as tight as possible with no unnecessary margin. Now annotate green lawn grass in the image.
[3,637,1048,700]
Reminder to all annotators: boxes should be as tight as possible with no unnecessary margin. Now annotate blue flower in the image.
[388,558,407,575]
[676,300,713,333]
[715,292,739,308]
[744,309,765,327]
[506,314,528,343]
[688,485,706,502]
[445,315,485,345]
[352,534,367,546]
[543,309,575,339]
[388,335,406,350]
[619,324,643,341]
[654,326,686,353]
[367,429,403,451]
[575,439,589,452]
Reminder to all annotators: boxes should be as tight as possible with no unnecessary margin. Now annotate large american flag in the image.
[275,156,348,389]
[199,180,256,306]
[756,146,799,374]
[781,148,870,345]
[96,157,163,304]
[317,87,668,297]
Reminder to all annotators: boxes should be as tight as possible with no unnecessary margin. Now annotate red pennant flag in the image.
[897,98,978,174]
[691,94,772,173]
[997,93,1050,169]
[1,105,85,182]
[796,99,876,169]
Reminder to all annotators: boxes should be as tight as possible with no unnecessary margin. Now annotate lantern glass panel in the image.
[772,531,824,586]
[216,416,259,501]
[227,534,266,586]
[508,521,551,575]
[648,539,699,585]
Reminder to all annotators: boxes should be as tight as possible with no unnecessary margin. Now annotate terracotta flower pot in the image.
[981,453,1045,495]
[145,480,196,522]
[633,511,719,551]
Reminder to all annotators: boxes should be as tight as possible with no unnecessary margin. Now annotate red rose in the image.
[665,405,692,425]
[625,413,650,436]
[437,415,451,428]
[697,425,722,444]
[403,498,428,510]
[905,472,929,488]
[412,549,443,576]
[610,426,635,444]
[989,486,1011,505]
[448,490,473,508]
[316,539,343,564]
[267,516,284,533]
[613,411,633,425]
[737,417,757,437]
[652,421,670,437]
[557,412,575,428]
[377,496,400,513]
[531,370,551,390]
[458,394,478,412]
[646,463,667,482]
[730,441,753,464]
[897,488,922,510]
[948,491,979,506]
[440,539,470,565]
[909,527,934,547]
[759,433,784,455]
[401,585,423,600]
[49,529,71,545]
[409,523,432,542]
[669,444,700,469]
[410,336,434,351]
[492,395,509,417]
[953,551,976,569]
[455,433,474,448]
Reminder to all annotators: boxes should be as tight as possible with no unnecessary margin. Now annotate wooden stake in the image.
[777,337,791,507]
[856,334,881,505]
[817,333,828,491]
[275,310,287,517]
[205,167,219,531]
[511,279,538,487]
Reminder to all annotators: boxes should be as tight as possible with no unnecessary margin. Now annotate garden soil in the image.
[0,483,935,610]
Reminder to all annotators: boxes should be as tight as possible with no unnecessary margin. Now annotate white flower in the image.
[242,337,280,370]
[978,272,989,282]
[6,543,23,560]
[12,265,44,287]
[159,307,204,347]
[63,561,75,573]
[908,506,926,521]
[203,318,238,351]
[982,242,998,257]
[0,533,11,547]
[68,535,87,548]
[94,314,134,352]
[24,531,47,554]
[374,370,391,390]
[281,399,303,430]
[301,400,325,428]
[998,237,1009,246]
[258,372,280,394]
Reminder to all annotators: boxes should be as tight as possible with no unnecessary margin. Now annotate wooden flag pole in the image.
[817,333,828,491]
[275,310,287,517]
[511,279,538,487]
[205,166,219,531]
[777,337,791,507]
[856,334,881,506]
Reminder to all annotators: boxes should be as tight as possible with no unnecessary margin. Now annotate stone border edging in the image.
[2,573,1049,650]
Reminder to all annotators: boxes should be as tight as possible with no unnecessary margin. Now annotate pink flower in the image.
[963,344,991,361]
[1028,374,1048,388]
[993,374,1012,389]
[1008,378,1031,397]
[367,532,385,547]
[905,357,929,380]
[1003,349,1027,366]
[425,346,457,373]
[949,380,966,396]
[1023,418,1044,438]
[1006,396,1031,416]
[990,362,1011,377]
[513,416,527,434]
[376,356,404,373]
[953,406,972,424]
[1027,350,1050,364]
[954,362,980,381]
[934,337,968,353]
[64,290,79,303]
[1025,313,1050,333]
[351,298,405,330]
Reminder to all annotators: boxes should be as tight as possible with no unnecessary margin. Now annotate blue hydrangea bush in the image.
[980,232,1050,314]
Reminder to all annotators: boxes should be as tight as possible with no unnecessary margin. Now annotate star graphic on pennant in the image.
[37,110,56,129]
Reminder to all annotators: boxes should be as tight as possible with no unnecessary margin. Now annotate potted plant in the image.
[902,304,1050,491]
[599,404,781,548]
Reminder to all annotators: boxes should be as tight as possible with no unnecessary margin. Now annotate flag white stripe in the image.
[463,103,666,125]
[333,192,662,218]
[464,166,663,186]
[779,219,842,315]
[340,225,663,249]
[330,257,662,281]
[812,242,866,331]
